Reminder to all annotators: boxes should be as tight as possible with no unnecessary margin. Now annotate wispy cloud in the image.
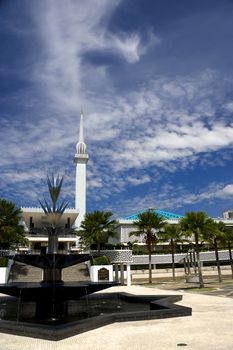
[108,29,160,63]
[31,0,159,112]
[127,175,151,186]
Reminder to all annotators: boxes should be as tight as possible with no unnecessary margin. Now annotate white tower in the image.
[74,111,89,228]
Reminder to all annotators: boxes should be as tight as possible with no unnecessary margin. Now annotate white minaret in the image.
[74,111,89,228]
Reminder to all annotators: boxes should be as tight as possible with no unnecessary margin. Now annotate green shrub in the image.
[0,257,8,267]
[115,243,125,249]
[102,243,115,249]
[91,255,110,265]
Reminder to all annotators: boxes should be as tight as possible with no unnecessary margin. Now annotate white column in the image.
[74,112,89,230]
[120,264,124,285]
[126,264,131,286]
[115,264,119,282]
[75,161,87,227]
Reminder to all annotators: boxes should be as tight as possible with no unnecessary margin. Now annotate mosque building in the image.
[20,113,233,254]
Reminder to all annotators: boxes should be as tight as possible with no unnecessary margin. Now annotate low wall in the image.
[132,250,233,265]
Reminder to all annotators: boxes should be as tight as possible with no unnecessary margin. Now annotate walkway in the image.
[1,285,233,350]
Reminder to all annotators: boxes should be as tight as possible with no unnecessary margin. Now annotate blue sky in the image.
[1,0,233,218]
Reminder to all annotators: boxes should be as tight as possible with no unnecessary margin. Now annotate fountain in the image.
[0,253,116,319]
[0,252,192,340]
[0,176,191,340]
[0,263,191,341]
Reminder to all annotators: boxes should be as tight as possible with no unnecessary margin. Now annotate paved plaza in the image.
[0,285,233,350]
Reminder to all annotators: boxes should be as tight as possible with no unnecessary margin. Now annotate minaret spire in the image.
[74,110,89,228]
[79,109,84,143]
[76,110,88,156]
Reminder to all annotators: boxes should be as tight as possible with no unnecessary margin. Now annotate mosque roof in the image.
[121,209,183,221]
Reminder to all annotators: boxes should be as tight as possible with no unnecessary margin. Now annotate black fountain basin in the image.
[0,281,118,321]
[0,281,116,301]
[0,292,192,341]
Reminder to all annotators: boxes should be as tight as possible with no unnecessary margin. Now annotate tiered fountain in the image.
[0,176,191,340]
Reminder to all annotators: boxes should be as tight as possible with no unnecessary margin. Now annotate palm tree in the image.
[160,223,186,281]
[0,199,26,249]
[78,211,118,253]
[130,210,165,284]
[203,221,225,283]
[217,222,233,279]
[39,175,68,254]
[179,212,214,288]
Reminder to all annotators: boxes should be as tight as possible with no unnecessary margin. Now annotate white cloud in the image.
[111,123,233,170]
[31,0,160,112]
[217,184,233,197]
[108,30,160,63]
[88,178,103,189]
[224,101,233,112]
[127,175,151,186]
[162,82,185,97]
[1,169,46,183]
[109,33,141,63]
[32,0,119,111]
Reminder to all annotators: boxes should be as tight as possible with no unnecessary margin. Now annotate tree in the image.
[217,222,233,279]
[130,210,165,284]
[179,211,214,288]
[0,199,26,249]
[160,223,186,281]
[78,211,118,253]
[39,175,68,254]
[203,221,225,283]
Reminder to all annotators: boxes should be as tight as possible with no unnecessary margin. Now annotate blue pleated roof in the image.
[121,209,183,220]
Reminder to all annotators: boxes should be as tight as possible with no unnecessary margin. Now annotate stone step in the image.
[8,261,90,283]
[8,261,42,283]
[62,262,90,281]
